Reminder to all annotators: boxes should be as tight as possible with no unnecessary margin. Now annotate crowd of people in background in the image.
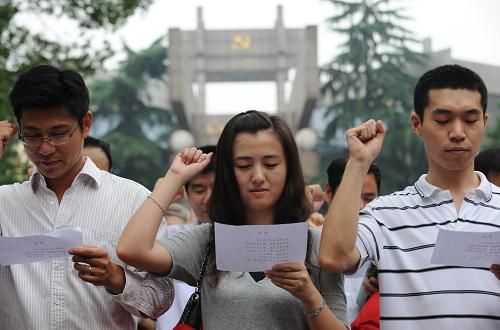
[0,63,499,329]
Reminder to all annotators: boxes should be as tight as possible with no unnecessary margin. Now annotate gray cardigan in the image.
[157,223,347,329]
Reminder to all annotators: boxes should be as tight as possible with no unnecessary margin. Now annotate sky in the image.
[103,0,500,114]
[110,0,500,65]
[113,0,500,67]
[18,0,500,114]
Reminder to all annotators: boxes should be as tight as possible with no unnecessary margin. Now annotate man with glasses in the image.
[0,65,173,329]
[83,136,113,172]
[20,124,78,146]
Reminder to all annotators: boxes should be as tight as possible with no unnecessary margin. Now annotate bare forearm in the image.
[320,159,369,271]
[117,172,183,270]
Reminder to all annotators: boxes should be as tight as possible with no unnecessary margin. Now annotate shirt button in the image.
[49,201,55,205]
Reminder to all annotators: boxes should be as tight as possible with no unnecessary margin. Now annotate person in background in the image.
[82,136,185,330]
[156,145,217,330]
[320,64,500,329]
[118,110,348,329]
[83,136,113,172]
[475,147,500,185]
[305,183,327,228]
[0,120,17,156]
[0,65,173,329]
[306,156,380,230]
[325,157,380,209]
[164,201,192,226]
[183,144,216,225]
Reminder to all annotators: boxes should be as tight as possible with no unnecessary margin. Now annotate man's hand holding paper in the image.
[69,246,126,294]
[0,228,83,266]
[431,229,500,280]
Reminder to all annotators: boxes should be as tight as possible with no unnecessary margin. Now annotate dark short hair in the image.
[209,110,311,225]
[327,156,381,194]
[9,65,89,128]
[184,145,216,191]
[475,147,500,180]
[84,136,113,170]
[413,64,487,120]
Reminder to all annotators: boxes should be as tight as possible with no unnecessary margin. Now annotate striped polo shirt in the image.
[355,172,500,329]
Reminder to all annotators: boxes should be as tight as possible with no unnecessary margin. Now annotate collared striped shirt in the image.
[0,158,173,329]
[356,172,500,329]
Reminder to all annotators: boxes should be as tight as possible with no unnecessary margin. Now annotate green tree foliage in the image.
[321,0,428,192]
[90,38,176,189]
[484,102,500,148]
[0,0,153,184]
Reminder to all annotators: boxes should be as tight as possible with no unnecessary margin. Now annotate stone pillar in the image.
[196,7,206,114]
[275,5,287,113]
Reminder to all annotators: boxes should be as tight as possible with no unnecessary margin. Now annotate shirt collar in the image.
[30,157,104,192]
[414,171,492,201]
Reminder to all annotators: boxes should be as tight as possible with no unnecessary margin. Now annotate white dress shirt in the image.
[0,158,173,329]
[156,224,197,330]
[343,261,371,323]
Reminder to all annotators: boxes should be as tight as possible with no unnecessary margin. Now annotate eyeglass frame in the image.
[18,125,80,147]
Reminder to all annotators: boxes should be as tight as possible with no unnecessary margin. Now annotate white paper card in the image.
[214,222,308,272]
[431,229,500,268]
[0,228,83,266]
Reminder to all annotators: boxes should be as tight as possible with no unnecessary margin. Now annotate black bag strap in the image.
[194,245,210,294]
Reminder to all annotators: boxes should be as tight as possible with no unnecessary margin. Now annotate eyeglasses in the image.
[19,125,79,147]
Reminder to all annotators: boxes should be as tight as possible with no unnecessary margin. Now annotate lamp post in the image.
[169,129,195,152]
[295,127,319,182]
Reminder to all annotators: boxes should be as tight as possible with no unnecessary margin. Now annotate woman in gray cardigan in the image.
[118,110,347,329]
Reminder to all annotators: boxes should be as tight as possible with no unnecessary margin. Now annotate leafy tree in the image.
[484,102,500,148]
[0,0,153,184]
[321,0,428,192]
[90,38,177,189]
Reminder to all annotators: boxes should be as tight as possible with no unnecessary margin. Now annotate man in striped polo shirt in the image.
[319,64,500,329]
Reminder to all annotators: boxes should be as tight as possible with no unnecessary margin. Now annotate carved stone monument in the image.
[168,6,319,145]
